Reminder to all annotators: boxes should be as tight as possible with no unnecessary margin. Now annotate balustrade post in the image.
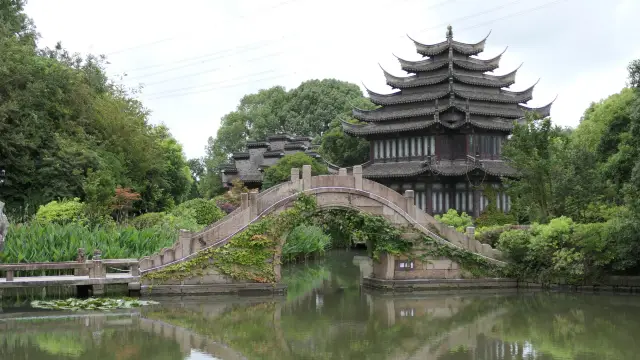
[130,263,140,277]
[75,248,88,276]
[290,167,300,191]
[90,249,106,279]
[338,168,347,176]
[249,191,258,219]
[240,192,249,210]
[6,270,13,282]
[404,190,416,219]
[353,165,363,190]
[302,165,311,190]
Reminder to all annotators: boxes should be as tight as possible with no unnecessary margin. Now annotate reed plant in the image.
[1,222,177,264]
[282,224,331,263]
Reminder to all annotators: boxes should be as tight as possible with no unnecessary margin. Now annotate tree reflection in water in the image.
[2,251,640,360]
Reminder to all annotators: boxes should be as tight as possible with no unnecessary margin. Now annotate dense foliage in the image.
[493,59,640,281]
[261,153,328,189]
[0,222,177,263]
[198,79,376,196]
[0,1,192,219]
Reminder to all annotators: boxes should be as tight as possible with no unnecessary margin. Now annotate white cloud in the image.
[23,0,640,159]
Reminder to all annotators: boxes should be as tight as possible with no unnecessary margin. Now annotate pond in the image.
[1,249,640,359]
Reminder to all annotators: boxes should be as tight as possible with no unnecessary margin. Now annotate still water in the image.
[1,250,640,359]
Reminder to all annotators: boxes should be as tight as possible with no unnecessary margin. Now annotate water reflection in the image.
[1,250,640,359]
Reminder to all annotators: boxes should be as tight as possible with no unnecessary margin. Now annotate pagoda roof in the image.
[361,158,517,179]
[381,65,520,89]
[352,96,553,122]
[407,30,491,57]
[366,81,537,106]
[394,48,506,73]
[341,117,517,135]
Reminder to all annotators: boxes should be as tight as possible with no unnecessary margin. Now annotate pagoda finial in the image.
[446,25,453,40]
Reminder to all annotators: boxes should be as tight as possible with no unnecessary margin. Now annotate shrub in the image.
[129,212,200,232]
[35,198,88,225]
[476,224,528,247]
[262,153,328,189]
[475,209,516,228]
[171,198,225,226]
[435,209,473,232]
[283,224,331,262]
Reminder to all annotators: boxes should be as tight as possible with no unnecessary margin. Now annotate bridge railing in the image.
[0,249,139,282]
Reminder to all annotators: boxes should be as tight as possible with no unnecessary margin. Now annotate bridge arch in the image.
[140,165,504,275]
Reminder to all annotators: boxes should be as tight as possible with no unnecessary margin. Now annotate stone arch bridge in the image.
[140,165,504,279]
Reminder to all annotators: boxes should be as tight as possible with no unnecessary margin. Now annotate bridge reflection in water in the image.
[2,251,640,359]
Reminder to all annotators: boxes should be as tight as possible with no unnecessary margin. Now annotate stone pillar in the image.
[75,248,89,276]
[404,190,415,219]
[290,167,300,190]
[353,165,363,190]
[338,168,347,176]
[178,229,192,259]
[249,191,258,219]
[465,226,475,251]
[302,164,312,190]
[241,192,249,210]
[89,249,106,281]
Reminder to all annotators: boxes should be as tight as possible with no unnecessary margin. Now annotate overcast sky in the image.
[24,0,640,159]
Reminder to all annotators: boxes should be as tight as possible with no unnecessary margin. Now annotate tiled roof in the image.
[232,152,250,160]
[341,117,516,135]
[409,32,490,56]
[353,97,548,122]
[361,159,517,178]
[367,82,536,106]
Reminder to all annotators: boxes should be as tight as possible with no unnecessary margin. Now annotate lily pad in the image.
[31,297,159,311]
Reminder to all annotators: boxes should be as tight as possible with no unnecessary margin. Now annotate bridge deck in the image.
[0,273,139,288]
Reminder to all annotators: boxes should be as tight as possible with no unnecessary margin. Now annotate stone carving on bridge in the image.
[0,201,8,252]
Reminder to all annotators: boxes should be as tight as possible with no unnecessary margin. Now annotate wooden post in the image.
[6,270,13,282]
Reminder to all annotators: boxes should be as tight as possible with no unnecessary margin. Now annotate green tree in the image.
[502,114,567,223]
[0,3,192,216]
[262,153,328,189]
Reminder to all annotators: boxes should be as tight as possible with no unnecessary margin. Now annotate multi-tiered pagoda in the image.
[342,26,553,217]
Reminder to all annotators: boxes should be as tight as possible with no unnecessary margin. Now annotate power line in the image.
[112,0,458,77]
[104,0,305,56]
[143,69,279,97]
[140,51,289,86]
[138,0,569,101]
[145,73,294,100]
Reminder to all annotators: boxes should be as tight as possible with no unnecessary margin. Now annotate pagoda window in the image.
[455,183,467,213]
[374,141,380,159]
[390,139,397,158]
[468,191,474,213]
[385,140,391,158]
[404,138,410,157]
[432,184,443,214]
[417,137,423,156]
[423,136,435,156]
[398,139,405,157]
